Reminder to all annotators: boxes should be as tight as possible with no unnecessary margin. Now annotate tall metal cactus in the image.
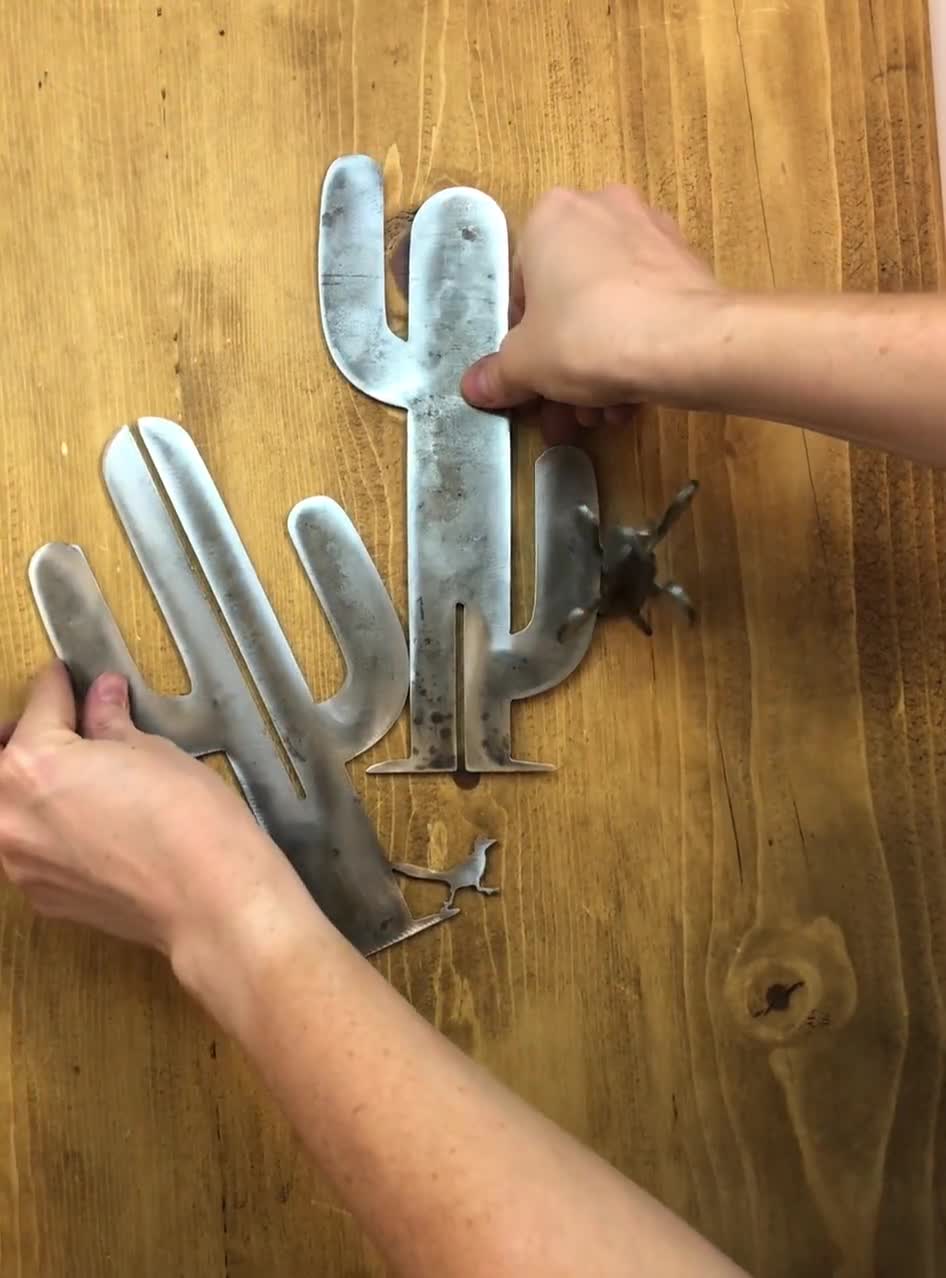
[319,156,601,773]
[29,417,448,955]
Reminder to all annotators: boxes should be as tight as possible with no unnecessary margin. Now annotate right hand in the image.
[460,184,724,441]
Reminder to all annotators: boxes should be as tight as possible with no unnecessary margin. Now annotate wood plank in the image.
[0,2,942,1275]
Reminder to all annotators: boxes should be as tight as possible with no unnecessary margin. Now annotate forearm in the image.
[667,292,946,464]
[176,869,745,1278]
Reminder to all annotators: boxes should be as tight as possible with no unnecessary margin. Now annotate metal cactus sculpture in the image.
[319,155,601,773]
[29,417,449,955]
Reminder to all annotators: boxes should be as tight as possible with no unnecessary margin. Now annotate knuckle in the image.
[0,742,48,799]
[652,207,682,235]
[84,705,118,739]
[599,183,646,216]
[2,856,28,889]
[552,333,592,386]
[29,894,59,919]
[534,185,579,218]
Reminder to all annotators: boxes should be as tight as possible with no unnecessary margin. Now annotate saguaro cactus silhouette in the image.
[29,417,447,955]
[319,155,601,772]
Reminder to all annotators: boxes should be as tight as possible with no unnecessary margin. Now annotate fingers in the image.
[596,183,647,212]
[540,401,580,447]
[539,401,638,445]
[575,407,602,429]
[11,661,77,746]
[460,328,536,411]
[508,252,525,326]
[603,404,638,429]
[577,405,638,430]
[82,673,136,743]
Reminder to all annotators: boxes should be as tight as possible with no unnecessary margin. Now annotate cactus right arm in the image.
[135,417,409,764]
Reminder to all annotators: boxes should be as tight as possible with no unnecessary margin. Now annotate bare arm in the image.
[183,893,744,1278]
[460,185,946,466]
[0,664,746,1278]
[678,292,946,463]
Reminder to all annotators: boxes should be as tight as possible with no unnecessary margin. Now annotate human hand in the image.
[0,663,303,974]
[460,184,723,441]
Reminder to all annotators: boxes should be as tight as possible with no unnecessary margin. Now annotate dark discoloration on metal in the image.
[560,481,699,637]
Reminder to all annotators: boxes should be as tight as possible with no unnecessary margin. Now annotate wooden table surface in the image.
[1,2,943,1275]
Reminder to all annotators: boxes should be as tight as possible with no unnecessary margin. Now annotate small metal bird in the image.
[392,837,499,911]
[561,480,699,637]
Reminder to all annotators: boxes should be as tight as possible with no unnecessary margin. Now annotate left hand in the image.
[0,662,296,961]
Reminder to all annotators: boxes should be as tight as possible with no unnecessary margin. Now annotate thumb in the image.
[82,673,135,742]
[460,332,535,410]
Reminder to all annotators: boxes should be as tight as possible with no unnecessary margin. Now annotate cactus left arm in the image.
[318,155,412,407]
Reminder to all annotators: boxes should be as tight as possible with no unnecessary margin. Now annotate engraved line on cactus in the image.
[127,421,303,794]
[319,154,602,774]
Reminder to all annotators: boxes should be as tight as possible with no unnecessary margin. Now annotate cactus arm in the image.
[138,417,405,767]
[288,495,409,759]
[459,447,599,773]
[28,537,296,828]
[27,543,221,757]
[406,185,509,388]
[28,540,308,842]
[318,155,412,408]
[501,446,600,695]
[503,444,598,695]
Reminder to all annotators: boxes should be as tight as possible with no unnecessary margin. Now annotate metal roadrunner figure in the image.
[318,155,602,773]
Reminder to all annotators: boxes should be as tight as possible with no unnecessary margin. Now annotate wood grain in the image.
[1,2,944,1275]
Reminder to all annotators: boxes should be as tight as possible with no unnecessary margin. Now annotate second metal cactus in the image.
[319,155,602,772]
[29,418,448,956]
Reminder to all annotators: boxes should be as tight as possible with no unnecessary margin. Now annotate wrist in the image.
[638,287,748,407]
[169,832,332,1041]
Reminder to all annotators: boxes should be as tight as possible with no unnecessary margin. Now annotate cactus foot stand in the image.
[319,155,602,774]
[29,418,447,956]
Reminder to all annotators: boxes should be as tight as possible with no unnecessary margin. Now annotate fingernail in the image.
[95,673,128,709]
[462,359,493,406]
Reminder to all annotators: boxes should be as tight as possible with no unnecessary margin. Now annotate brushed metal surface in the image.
[29,419,447,955]
[319,155,601,772]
